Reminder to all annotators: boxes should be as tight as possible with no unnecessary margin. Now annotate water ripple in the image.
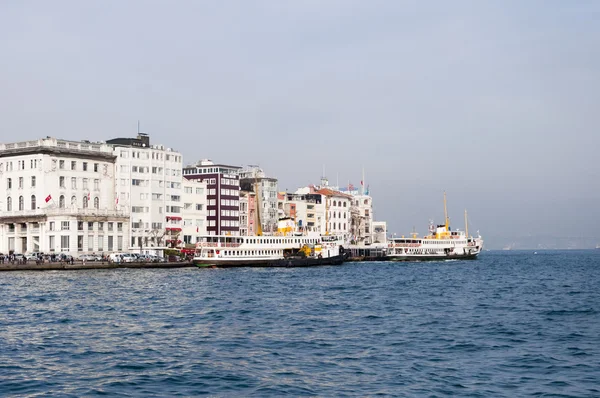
[0,251,599,396]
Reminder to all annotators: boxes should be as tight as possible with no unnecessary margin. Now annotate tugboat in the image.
[386,192,483,261]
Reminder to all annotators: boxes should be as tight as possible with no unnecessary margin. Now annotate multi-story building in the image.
[239,166,278,234]
[339,184,375,244]
[239,190,257,236]
[0,137,129,255]
[280,191,325,233]
[107,133,183,252]
[372,221,387,244]
[315,187,352,237]
[181,177,208,245]
[182,159,241,236]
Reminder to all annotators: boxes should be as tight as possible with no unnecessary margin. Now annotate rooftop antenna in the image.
[137,120,140,135]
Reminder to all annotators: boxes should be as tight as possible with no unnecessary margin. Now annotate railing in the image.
[0,208,128,218]
[196,242,241,248]
[0,138,112,154]
[389,243,421,248]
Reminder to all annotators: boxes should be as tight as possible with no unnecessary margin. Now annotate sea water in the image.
[1,250,599,396]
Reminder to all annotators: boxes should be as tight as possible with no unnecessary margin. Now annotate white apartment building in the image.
[350,194,374,244]
[372,221,387,244]
[108,134,183,252]
[280,191,326,234]
[0,137,129,256]
[318,188,352,238]
[181,177,208,245]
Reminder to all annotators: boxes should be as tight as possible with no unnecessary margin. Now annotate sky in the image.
[1,1,599,248]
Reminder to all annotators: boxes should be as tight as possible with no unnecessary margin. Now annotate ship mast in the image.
[443,191,449,230]
[464,209,469,238]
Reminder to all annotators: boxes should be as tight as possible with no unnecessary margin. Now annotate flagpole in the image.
[362,166,365,195]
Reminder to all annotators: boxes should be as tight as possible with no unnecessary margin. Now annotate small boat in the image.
[386,193,483,261]
[192,233,347,268]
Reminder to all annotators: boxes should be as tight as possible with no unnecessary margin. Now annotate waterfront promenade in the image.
[0,260,195,272]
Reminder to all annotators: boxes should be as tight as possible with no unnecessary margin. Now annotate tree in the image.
[149,228,166,247]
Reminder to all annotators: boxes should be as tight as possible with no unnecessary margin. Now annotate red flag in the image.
[360,180,363,186]
[115,196,119,205]
[196,227,199,233]
[87,192,91,201]
[45,195,52,203]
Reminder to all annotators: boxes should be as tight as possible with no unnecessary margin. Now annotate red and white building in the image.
[182,159,241,236]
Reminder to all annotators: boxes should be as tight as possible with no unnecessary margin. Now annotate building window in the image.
[117,223,123,232]
[61,236,69,251]
[94,179,99,190]
[49,221,55,231]
[71,161,76,170]
[49,235,55,251]
[94,197,99,209]
[108,222,113,232]
[61,221,70,230]
[18,196,24,210]
[88,222,94,230]
[59,195,65,208]
[59,160,65,169]
[7,178,11,189]
[78,221,83,231]
[98,236,104,251]
[31,195,36,210]
[83,195,88,208]
[19,177,23,189]
[83,178,88,189]
[83,162,88,171]
[117,236,123,251]
[60,176,65,188]
[78,235,84,251]
[107,236,113,251]
[31,176,36,187]
[6,197,11,211]
[94,163,99,172]
[71,196,76,207]
[71,177,77,189]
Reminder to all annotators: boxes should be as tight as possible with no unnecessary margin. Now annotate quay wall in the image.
[0,261,195,272]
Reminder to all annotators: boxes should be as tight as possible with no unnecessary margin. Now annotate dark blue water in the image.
[1,251,599,397]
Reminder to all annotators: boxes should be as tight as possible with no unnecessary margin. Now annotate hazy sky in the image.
[1,1,599,247]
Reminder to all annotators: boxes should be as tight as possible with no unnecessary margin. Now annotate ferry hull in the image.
[386,252,479,262]
[193,254,347,268]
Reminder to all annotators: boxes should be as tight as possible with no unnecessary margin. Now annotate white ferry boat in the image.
[193,231,346,268]
[386,194,483,261]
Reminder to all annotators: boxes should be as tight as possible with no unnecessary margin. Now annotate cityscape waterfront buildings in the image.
[0,134,387,256]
